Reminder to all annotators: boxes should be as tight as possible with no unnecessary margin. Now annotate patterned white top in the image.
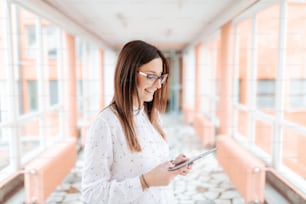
[82,106,175,204]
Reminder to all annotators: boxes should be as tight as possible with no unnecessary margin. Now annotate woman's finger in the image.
[187,164,192,170]
[174,154,187,164]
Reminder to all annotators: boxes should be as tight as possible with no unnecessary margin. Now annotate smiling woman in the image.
[136,58,168,105]
[82,40,192,204]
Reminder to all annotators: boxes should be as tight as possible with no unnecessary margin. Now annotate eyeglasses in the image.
[138,71,168,84]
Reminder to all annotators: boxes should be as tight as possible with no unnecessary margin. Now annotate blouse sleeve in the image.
[81,116,143,204]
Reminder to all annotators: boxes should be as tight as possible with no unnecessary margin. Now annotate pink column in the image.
[195,43,202,113]
[217,22,234,135]
[181,57,186,109]
[64,33,77,137]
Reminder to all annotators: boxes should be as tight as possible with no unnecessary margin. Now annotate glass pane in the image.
[86,48,99,116]
[255,120,273,155]
[44,22,60,107]
[0,82,9,170]
[49,80,59,105]
[77,80,83,113]
[22,9,37,59]
[257,79,275,109]
[43,22,61,151]
[237,110,249,139]
[0,1,10,171]
[76,38,84,120]
[0,127,9,171]
[19,117,40,157]
[210,40,219,124]
[237,18,252,106]
[45,110,61,144]
[27,80,38,111]
[16,5,40,155]
[20,8,38,115]
[0,9,7,83]
[256,3,280,115]
[200,45,210,115]
[285,1,306,127]
[289,80,306,109]
[43,25,58,58]
[283,127,306,180]
[283,0,306,185]
[25,26,36,58]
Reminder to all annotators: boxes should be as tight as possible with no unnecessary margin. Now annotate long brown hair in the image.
[111,40,169,152]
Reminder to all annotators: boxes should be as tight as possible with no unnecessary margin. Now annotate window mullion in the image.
[56,28,65,140]
[36,17,46,149]
[272,0,287,170]
[248,15,258,148]
[3,0,20,171]
[82,42,89,122]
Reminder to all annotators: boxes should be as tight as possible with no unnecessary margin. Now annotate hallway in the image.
[45,113,244,204]
[1,1,306,203]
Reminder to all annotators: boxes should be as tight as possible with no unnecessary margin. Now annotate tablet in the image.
[168,148,217,171]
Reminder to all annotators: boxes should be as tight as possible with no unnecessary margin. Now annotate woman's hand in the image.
[141,154,192,189]
[142,161,179,188]
[172,154,192,176]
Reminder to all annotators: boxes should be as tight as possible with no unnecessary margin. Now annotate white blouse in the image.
[82,106,175,204]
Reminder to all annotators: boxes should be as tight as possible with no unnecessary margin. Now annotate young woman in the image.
[82,40,191,204]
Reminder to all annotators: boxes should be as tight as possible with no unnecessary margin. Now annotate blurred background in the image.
[0,0,305,203]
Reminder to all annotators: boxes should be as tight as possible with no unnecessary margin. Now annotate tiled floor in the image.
[4,113,235,204]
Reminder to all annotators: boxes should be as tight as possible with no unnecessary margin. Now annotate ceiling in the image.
[45,0,238,50]
[15,0,258,51]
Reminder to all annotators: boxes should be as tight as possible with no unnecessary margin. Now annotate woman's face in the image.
[136,57,164,106]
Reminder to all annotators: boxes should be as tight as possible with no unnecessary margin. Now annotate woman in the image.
[82,40,191,204]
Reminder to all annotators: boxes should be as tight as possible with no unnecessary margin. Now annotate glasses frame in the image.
[138,71,168,84]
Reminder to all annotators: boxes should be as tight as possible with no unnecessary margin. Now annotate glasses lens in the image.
[146,74,157,81]
[142,72,168,84]
[160,74,167,84]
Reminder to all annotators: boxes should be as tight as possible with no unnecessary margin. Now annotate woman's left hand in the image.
[172,154,192,176]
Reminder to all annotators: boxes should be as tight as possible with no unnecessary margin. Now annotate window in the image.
[77,80,83,111]
[290,79,306,108]
[26,26,36,58]
[27,80,38,111]
[76,37,83,59]
[44,26,57,58]
[49,80,58,105]
[26,25,58,58]
[237,18,252,106]
[199,38,220,126]
[234,1,306,194]
[237,79,242,103]
[257,80,275,108]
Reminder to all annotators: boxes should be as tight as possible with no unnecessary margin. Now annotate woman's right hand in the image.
[142,160,189,187]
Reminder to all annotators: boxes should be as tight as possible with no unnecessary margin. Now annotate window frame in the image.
[232,0,306,194]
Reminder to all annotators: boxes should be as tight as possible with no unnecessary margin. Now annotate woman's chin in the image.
[143,96,154,102]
